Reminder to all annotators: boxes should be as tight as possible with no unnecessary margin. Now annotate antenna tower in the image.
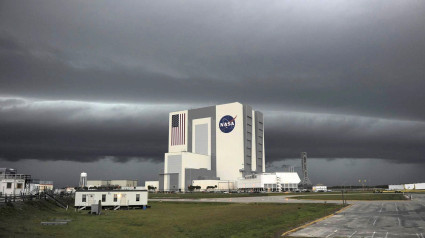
[300,152,312,188]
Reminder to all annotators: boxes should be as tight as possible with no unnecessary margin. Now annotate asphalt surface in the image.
[289,194,425,238]
[150,194,344,204]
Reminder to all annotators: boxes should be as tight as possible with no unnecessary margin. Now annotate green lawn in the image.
[0,200,343,238]
[291,193,406,200]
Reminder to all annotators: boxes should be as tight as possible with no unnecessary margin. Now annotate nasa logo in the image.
[219,115,237,133]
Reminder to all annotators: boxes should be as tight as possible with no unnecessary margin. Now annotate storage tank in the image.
[80,172,87,188]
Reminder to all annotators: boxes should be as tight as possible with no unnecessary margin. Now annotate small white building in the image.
[145,181,159,191]
[388,184,404,190]
[39,180,54,192]
[237,172,301,192]
[414,183,425,190]
[65,187,76,194]
[312,185,327,192]
[388,183,425,191]
[404,184,415,190]
[74,190,148,208]
[0,175,26,195]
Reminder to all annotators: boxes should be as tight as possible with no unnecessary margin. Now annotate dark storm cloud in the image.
[1,98,424,165]
[0,1,424,166]
[1,1,425,120]
[0,98,170,162]
[265,112,425,164]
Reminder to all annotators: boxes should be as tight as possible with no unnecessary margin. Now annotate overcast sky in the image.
[1,1,424,187]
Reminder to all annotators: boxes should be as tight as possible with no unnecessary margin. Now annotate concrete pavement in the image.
[289,194,425,237]
[150,194,344,204]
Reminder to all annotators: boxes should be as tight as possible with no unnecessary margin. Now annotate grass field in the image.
[0,200,343,238]
[291,193,407,201]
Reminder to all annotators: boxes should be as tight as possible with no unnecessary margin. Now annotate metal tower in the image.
[79,172,87,188]
[300,152,312,188]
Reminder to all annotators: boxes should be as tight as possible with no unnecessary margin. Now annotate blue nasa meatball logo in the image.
[219,115,237,133]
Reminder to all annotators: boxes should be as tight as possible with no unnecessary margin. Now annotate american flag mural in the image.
[171,113,185,146]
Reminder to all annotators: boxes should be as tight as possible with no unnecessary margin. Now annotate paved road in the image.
[150,194,344,204]
[289,194,425,238]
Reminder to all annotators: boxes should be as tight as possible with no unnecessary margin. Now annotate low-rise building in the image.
[144,181,159,191]
[237,172,301,192]
[0,168,31,195]
[39,181,54,192]
[388,183,425,190]
[388,184,404,190]
[0,168,52,195]
[65,187,76,194]
[312,185,327,192]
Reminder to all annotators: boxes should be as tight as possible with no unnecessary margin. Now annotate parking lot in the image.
[289,194,425,237]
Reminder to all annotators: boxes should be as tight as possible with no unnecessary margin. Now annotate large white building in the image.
[160,102,265,192]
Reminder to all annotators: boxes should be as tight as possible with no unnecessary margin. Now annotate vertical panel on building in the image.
[192,118,211,156]
[216,103,244,181]
[187,106,216,171]
[251,110,256,171]
[255,111,264,173]
[243,104,253,176]
[169,110,188,153]
[167,155,182,190]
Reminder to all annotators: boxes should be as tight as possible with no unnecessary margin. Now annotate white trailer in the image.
[75,190,148,209]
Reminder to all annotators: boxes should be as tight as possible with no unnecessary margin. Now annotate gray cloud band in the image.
[0,98,424,164]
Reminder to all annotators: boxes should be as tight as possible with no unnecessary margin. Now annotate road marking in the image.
[373,217,378,226]
[385,231,389,238]
[348,231,357,238]
[398,217,401,226]
[379,203,383,213]
[325,230,338,238]
[367,215,373,224]
[371,231,376,238]
[416,233,420,238]
[395,203,398,213]
[420,233,424,238]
